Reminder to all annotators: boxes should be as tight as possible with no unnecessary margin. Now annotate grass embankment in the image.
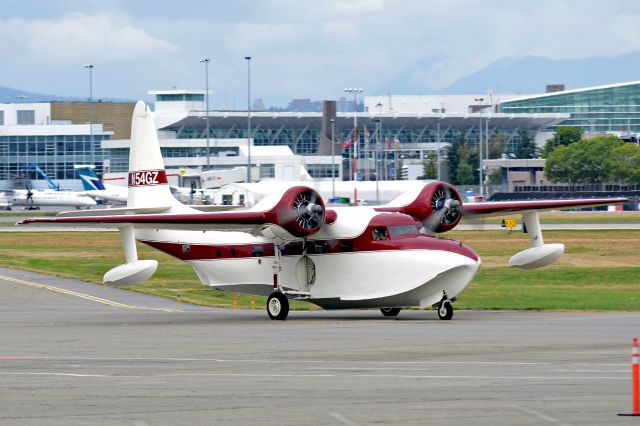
[0,229,638,311]
[463,211,640,225]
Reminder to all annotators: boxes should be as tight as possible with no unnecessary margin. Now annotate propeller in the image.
[422,184,463,233]
[292,190,324,231]
[270,187,328,238]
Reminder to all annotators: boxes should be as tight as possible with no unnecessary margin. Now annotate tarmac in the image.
[0,266,638,425]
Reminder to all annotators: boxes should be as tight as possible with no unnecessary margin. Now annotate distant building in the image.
[499,81,640,134]
[98,90,566,186]
[286,99,323,112]
[364,94,531,114]
[0,101,133,187]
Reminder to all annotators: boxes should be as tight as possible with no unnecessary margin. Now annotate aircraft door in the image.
[295,255,316,292]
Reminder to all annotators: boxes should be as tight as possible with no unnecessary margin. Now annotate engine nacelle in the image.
[264,186,327,238]
[380,181,463,233]
[508,244,564,269]
[103,259,158,285]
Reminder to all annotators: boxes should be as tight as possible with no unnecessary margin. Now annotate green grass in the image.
[0,229,638,311]
[456,267,640,310]
[0,211,57,217]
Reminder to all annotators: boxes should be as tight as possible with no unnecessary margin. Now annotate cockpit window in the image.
[389,225,419,238]
[371,226,390,241]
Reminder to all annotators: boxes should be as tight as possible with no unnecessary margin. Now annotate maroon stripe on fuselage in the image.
[139,234,478,262]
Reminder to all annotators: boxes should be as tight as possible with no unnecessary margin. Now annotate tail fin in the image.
[127,101,192,212]
[77,168,106,191]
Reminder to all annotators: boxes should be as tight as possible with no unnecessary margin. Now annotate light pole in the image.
[474,97,484,196]
[330,118,336,198]
[344,88,363,181]
[375,102,383,203]
[83,64,94,166]
[436,117,442,181]
[245,56,252,183]
[199,58,211,170]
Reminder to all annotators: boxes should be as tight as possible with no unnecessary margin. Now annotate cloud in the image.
[22,12,176,61]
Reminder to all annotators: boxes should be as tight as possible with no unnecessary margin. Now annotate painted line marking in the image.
[0,371,627,381]
[354,374,626,380]
[0,274,180,313]
[329,412,361,426]
[0,372,109,378]
[512,405,571,425]
[551,369,628,373]
[0,356,552,365]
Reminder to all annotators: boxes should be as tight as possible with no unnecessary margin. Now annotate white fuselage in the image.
[4,189,97,207]
[84,184,128,203]
[135,226,481,310]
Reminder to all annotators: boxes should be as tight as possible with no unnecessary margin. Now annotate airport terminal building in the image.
[0,101,133,188]
[499,81,640,134]
[99,90,567,186]
[0,88,586,189]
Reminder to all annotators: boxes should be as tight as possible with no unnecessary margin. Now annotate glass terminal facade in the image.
[102,113,561,181]
[499,81,640,133]
[0,133,110,181]
[162,114,545,160]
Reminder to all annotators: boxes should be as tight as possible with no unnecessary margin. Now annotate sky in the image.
[1,0,640,108]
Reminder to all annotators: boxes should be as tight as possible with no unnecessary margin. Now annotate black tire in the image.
[267,292,289,320]
[437,300,453,320]
[380,307,401,317]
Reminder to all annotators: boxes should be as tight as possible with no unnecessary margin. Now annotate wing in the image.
[463,197,629,216]
[18,186,338,240]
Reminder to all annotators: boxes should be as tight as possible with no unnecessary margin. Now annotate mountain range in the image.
[0,86,132,104]
[380,51,640,95]
[3,51,640,103]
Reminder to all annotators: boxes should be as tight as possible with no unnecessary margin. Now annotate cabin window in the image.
[252,246,263,257]
[389,225,419,238]
[230,247,236,256]
[372,226,390,241]
[313,240,328,254]
[216,248,221,257]
[339,239,353,252]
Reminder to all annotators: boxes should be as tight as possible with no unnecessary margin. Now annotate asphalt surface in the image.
[0,267,638,425]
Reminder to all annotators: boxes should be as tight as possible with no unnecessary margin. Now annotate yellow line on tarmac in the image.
[0,274,180,313]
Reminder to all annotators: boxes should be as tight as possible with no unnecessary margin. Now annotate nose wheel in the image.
[380,307,401,317]
[437,300,453,320]
[267,292,289,320]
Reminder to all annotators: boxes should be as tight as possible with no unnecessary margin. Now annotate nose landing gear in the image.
[380,307,401,317]
[437,299,453,320]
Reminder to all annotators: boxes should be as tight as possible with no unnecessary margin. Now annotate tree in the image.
[609,142,640,184]
[544,136,625,185]
[488,134,507,159]
[447,135,480,185]
[487,168,503,185]
[514,133,538,159]
[455,141,478,185]
[541,126,583,158]
[423,151,438,180]
[447,136,463,183]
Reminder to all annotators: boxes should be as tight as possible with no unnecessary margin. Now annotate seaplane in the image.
[18,101,627,320]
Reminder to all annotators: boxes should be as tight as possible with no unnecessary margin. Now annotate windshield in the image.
[389,225,418,238]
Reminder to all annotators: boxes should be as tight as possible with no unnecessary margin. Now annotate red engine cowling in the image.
[264,186,327,238]
[377,181,463,233]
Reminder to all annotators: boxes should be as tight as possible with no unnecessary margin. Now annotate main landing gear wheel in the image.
[437,300,453,321]
[380,307,401,317]
[267,292,289,321]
